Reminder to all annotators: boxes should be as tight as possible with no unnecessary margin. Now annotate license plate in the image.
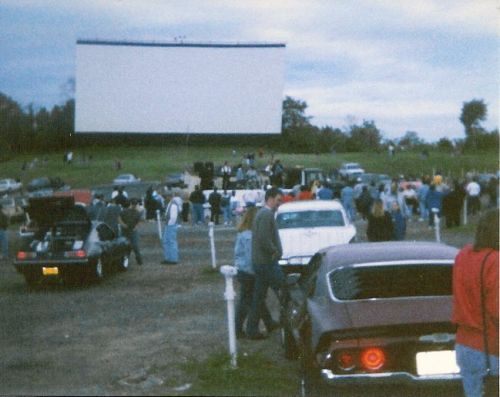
[416,350,459,376]
[42,267,59,276]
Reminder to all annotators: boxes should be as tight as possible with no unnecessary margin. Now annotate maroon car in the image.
[281,242,463,396]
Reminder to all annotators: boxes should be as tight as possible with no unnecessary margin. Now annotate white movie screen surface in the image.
[75,40,285,134]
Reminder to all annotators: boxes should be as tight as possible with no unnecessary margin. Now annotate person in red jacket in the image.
[452,208,499,397]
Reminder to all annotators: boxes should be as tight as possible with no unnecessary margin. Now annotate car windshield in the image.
[347,164,360,169]
[329,263,452,300]
[277,210,345,229]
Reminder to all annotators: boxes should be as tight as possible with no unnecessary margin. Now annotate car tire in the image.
[281,325,298,360]
[299,323,329,397]
[88,258,104,282]
[117,254,129,272]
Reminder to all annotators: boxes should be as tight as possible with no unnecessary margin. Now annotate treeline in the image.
[0,91,497,158]
[281,96,499,154]
[0,92,73,157]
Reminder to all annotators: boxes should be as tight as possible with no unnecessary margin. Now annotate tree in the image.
[398,131,424,149]
[320,126,349,153]
[346,120,382,152]
[460,99,487,134]
[281,96,315,152]
[436,137,454,152]
[460,99,488,150]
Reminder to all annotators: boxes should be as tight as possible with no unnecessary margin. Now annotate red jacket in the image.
[452,244,499,356]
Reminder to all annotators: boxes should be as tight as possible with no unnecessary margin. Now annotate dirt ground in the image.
[0,212,476,396]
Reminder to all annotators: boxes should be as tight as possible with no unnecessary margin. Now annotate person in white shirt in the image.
[221,161,232,191]
[466,178,481,215]
[161,194,181,265]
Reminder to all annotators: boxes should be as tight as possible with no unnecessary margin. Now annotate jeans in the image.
[222,205,232,224]
[419,200,428,220]
[456,343,499,397]
[0,229,8,258]
[236,271,274,335]
[124,229,142,265]
[191,203,204,225]
[162,224,179,262]
[343,201,355,221]
[246,262,284,337]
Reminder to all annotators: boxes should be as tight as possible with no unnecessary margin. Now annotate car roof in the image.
[277,199,344,212]
[319,241,458,270]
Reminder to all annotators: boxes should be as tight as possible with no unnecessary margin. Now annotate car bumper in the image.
[320,369,461,385]
[14,259,90,272]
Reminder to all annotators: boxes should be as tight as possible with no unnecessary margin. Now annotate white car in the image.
[112,174,141,185]
[0,178,22,194]
[338,162,365,180]
[276,200,356,272]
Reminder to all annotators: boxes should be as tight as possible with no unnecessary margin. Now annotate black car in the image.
[26,176,68,196]
[281,242,462,397]
[14,196,131,287]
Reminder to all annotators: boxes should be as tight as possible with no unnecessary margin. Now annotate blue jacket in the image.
[426,189,444,211]
[234,230,254,274]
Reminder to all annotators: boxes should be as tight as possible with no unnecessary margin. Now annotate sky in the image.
[1,0,498,142]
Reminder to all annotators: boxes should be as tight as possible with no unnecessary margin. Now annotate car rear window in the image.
[277,210,345,229]
[329,264,452,300]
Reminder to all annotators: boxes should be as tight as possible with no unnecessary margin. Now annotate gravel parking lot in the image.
[0,214,475,396]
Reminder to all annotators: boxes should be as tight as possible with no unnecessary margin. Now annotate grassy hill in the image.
[1,146,497,189]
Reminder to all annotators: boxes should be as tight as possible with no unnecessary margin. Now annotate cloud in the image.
[1,0,497,140]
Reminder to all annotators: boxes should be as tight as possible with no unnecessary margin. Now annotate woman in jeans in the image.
[452,209,499,397]
[234,205,278,338]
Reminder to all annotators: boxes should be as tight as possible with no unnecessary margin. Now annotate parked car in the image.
[338,163,365,181]
[113,174,141,185]
[476,173,496,193]
[0,178,22,194]
[0,196,24,222]
[14,196,131,287]
[26,176,68,196]
[165,173,187,189]
[281,241,461,396]
[283,167,326,189]
[276,200,356,273]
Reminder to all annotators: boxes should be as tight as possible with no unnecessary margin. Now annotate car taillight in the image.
[337,351,356,371]
[360,347,386,371]
[16,251,36,260]
[64,250,86,258]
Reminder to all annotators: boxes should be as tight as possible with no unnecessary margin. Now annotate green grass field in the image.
[1,146,498,189]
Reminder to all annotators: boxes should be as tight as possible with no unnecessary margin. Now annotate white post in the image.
[209,222,217,269]
[463,198,468,226]
[432,208,441,243]
[156,209,163,241]
[220,265,238,369]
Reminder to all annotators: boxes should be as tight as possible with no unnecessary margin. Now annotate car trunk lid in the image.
[279,227,355,262]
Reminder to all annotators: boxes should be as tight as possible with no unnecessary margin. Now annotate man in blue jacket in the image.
[425,184,444,228]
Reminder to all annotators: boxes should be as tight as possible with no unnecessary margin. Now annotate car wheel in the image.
[281,325,298,360]
[88,258,104,282]
[117,254,130,272]
[299,323,329,397]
